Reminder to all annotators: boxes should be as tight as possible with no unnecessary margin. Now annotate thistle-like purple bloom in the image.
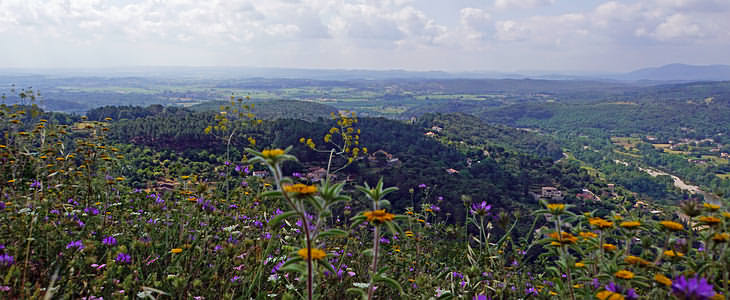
[102,236,117,246]
[672,276,716,300]
[471,201,492,216]
[115,253,131,264]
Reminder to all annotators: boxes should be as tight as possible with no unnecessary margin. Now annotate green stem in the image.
[367,225,380,300]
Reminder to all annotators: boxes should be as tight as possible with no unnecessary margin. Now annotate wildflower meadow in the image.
[1,93,730,300]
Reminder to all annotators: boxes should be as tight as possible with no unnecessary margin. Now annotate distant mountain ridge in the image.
[617,63,730,81]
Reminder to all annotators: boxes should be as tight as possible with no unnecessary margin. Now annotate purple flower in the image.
[592,278,601,289]
[30,180,41,188]
[66,240,84,250]
[430,205,441,212]
[0,254,14,266]
[605,282,638,300]
[672,276,716,300]
[418,183,427,188]
[525,287,538,296]
[473,295,488,300]
[292,172,303,178]
[102,236,117,246]
[115,253,131,264]
[471,201,491,216]
[84,207,99,215]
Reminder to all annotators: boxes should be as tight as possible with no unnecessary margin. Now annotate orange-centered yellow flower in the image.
[615,270,635,279]
[654,274,672,286]
[546,203,565,213]
[704,203,721,211]
[579,231,598,239]
[596,290,625,300]
[698,216,722,225]
[663,250,684,257]
[620,221,641,229]
[297,248,326,260]
[589,217,614,229]
[603,243,617,251]
[364,209,395,224]
[659,221,684,231]
[712,233,730,243]
[282,183,317,196]
[261,148,285,159]
[624,255,650,266]
[548,231,578,245]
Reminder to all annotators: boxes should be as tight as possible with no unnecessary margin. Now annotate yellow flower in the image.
[579,231,598,239]
[659,220,684,231]
[654,274,672,286]
[597,290,625,300]
[261,148,285,159]
[404,231,415,237]
[704,203,721,211]
[663,250,684,257]
[171,248,183,254]
[282,183,317,196]
[589,217,614,229]
[363,209,395,224]
[575,262,586,268]
[615,270,634,279]
[546,203,565,213]
[7,179,16,183]
[624,255,650,266]
[405,211,414,215]
[115,177,125,181]
[548,231,578,245]
[417,219,425,223]
[723,212,730,219]
[603,243,617,251]
[698,216,722,225]
[620,221,641,229]
[712,233,730,243]
[297,248,326,260]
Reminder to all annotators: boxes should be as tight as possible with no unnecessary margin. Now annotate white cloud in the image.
[494,0,556,10]
[0,0,729,71]
[460,8,492,41]
[651,13,703,41]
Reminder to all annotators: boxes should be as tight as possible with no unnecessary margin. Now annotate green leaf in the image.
[317,259,336,274]
[374,274,404,296]
[269,211,298,228]
[346,288,367,300]
[317,229,348,240]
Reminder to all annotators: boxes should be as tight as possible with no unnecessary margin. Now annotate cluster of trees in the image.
[94,105,613,225]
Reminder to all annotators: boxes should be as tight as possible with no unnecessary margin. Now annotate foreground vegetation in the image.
[1,94,730,299]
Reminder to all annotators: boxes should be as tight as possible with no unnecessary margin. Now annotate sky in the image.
[1,0,729,73]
